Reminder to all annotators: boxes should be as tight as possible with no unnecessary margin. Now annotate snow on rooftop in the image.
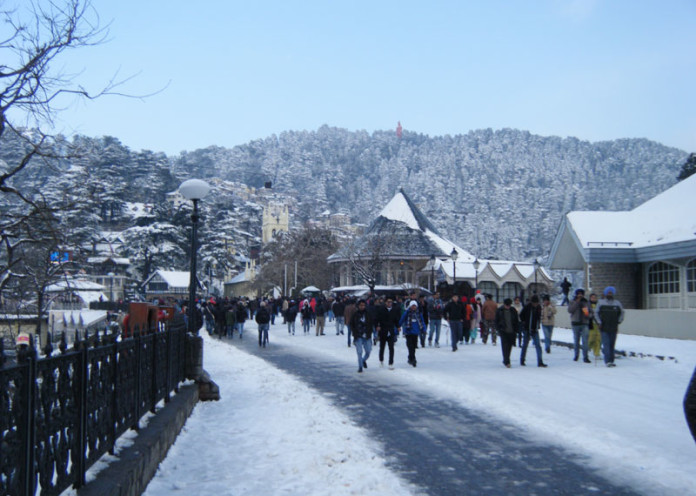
[46,279,105,292]
[569,173,696,248]
[378,191,474,260]
[378,192,421,231]
[157,270,191,288]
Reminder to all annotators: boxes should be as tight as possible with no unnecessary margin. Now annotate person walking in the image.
[560,277,572,305]
[427,292,444,347]
[350,300,374,373]
[333,297,346,336]
[255,301,271,347]
[470,297,480,344]
[495,298,519,368]
[236,303,247,339]
[540,295,557,354]
[418,295,429,348]
[513,296,524,347]
[595,286,624,367]
[300,300,312,335]
[225,303,237,338]
[375,297,401,369]
[399,301,426,367]
[444,294,465,352]
[285,300,298,335]
[315,297,327,336]
[519,295,547,367]
[480,294,498,345]
[587,293,602,359]
[344,299,357,347]
[685,365,696,444]
[568,288,592,363]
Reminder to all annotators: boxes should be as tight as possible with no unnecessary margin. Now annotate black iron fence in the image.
[0,315,189,496]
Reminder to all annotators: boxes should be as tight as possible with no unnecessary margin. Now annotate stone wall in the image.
[588,262,642,309]
[78,383,199,496]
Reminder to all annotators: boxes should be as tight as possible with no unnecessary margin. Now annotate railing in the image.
[0,315,188,496]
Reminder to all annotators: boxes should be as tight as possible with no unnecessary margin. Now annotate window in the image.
[478,281,498,300]
[687,259,696,293]
[500,282,522,301]
[648,262,680,294]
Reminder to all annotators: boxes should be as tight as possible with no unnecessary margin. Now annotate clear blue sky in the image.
[44,0,696,154]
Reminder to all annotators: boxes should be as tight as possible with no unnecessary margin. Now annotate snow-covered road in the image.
[140,323,696,495]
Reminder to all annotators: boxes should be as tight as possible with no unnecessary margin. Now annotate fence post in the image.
[109,329,119,456]
[133,325,142,431]
[19,338,37,496]
[165,323,172,403]
[151,327,158,413]
[74,331,89,489]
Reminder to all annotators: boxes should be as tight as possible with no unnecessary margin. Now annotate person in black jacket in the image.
[333,298,346,335]
[495,298,519,368]
[255,301,271,347]
[444,295,465,351]
[685,365,696,443]
[519,295,547,367]
[285,301,298,335]
[374,297,401,369]
[350,300,374,373]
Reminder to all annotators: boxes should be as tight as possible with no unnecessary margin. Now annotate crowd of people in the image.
[196,286,625,372]
[126,288,696,443]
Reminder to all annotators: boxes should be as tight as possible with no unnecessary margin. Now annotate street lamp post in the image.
[430,254,436,292]
[179,179,211,334]
[473,258,480,297]
[450,248,458,296]
[533,258,540,295]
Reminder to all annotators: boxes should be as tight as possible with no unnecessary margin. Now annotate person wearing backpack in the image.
[594,286,624,367]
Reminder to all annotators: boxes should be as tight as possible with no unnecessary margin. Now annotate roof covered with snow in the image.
[143,270,191,288]
[46,279,105,292]
[549,173,696,269]
[329,189,474,261]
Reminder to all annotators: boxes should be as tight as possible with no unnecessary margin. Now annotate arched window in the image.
[648,262,680,294]
[478,281,498,300]
[687,259,696,293]
[500,282,522,301]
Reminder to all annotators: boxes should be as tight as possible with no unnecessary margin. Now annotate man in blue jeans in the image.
[444,294,465,352]
[595,286,624,367]
[568,288,592,363]
[427,292,444,347]
[350,300,374,373]
[255,301,271,347]
[519,295,547,367]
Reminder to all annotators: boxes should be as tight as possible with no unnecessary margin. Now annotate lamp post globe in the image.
[180,179,211,334]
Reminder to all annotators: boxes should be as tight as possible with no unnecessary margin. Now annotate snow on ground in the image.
[143,330,418,496]
[143,322,696,496]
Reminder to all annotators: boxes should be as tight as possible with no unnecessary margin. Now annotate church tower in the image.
[262,204,289,243]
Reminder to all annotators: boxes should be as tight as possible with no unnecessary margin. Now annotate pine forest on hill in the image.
[0,126,687,282]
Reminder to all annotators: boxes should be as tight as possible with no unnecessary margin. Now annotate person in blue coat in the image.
[399,301,426,367]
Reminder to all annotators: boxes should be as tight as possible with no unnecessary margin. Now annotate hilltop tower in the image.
[262,204,289,244]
